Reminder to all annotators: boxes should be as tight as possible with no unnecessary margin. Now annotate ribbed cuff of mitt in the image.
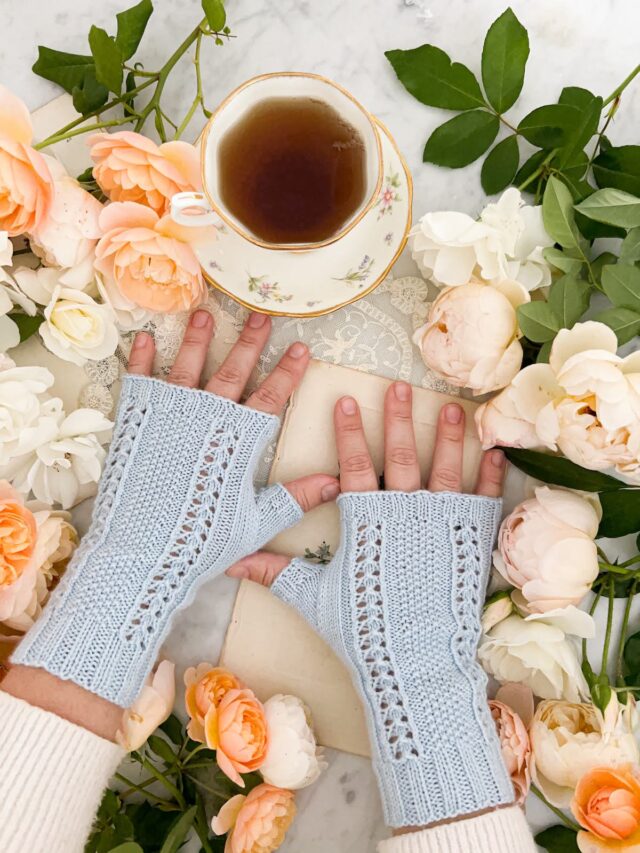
[0,691,124,853]
[377,805,537,853]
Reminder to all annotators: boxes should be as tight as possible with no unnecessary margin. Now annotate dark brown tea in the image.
[217,97,366,244]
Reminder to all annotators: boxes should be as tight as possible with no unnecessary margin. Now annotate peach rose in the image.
[0,480,36,587]
[88,131,200,215]
[94,201,209,313]
[489,697,532,803]
[184,662,243,743]
[572,765,640,852]
[0,85,53,235]
[205,687,269,787]
[211,784,296,853]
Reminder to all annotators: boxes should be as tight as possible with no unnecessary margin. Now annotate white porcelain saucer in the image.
[194,118,413,317]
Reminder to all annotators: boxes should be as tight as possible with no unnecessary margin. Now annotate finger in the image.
[334,396,377,492]
[427,403,465,493]
[166,309,214,388]
[475,449,506,498]
[205,312,271,400]
[127,332,155,375]
[245,341,310,415]
[384,382,420,492]
[226,551,290,586]
[283,473,340,512]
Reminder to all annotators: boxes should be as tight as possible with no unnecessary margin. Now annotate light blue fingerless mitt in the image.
[271,490,515,828]
[13,375,302,707]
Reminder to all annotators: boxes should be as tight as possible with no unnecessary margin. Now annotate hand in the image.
[128,308,339,511]
[228,381,506,584]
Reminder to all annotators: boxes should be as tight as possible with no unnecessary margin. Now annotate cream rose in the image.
[412,281,527,395]
[40,284,119,366]
[260,694,326,790]
[0,357,54,464]
[495,486,601,612]
[530,696,640,807]
[116,660,175,751]
[476,322,640,480]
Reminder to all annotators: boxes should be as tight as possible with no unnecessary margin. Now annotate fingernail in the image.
[394,381,411,402]
[445,403,462,424]
[248,312,267,328]
[340,396,357,415]
[133,333,148,350]
[491,449,505,468]
[288,342,307,359]
[191,310,210,328]
[321,483,340,501]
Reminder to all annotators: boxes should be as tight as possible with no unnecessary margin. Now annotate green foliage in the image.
[304,541,333,564]
[601,263,640,312]
[518,103,580,148]
[423,110,499,167]
[481,135,519,194]
[542,176,581,249]
[504,449,625,493]
[599,489,640,538]
[202,0,227,31]
[481,8,529,113]
[116,0,153,60]
[576,189,640,229]
[516,302,559,342]
[593,145,640,196]
[89,26,124,95]
[385,44,484,110]
[593,306,640,345]
[535,825,579,853]
[8,313,44,342]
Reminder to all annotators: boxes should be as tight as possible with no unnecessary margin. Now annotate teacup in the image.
[170,72,383,252]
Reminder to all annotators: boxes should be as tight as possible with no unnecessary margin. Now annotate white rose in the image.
[0,357,55,464]
[530,695,639,807]
[40,284,119,366]
[28,156,103,289]
[478,606,594,703]
[476,322,640,479]
[482,590,514,632]
[2,406,113,508]
[495,486,601,612]
[260,694,326,790]
[0,233,38,352]
[413,282,527,395]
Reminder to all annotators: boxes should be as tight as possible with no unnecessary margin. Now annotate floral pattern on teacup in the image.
[333,255,375,287]
[247,274,293,304]
[377,173,402,219]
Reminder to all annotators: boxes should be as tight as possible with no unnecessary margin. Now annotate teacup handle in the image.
[170,191,219,226]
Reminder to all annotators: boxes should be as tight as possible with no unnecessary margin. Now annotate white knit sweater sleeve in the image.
[0,690,537,853]
[0,690,124,853]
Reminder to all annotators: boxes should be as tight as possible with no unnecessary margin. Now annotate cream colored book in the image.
[223,359,524,757]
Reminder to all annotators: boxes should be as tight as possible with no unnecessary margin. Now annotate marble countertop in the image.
[4,0,640,850]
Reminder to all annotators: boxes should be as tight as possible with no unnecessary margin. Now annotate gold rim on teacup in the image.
[179,72,384,252]
[200,116,413,318]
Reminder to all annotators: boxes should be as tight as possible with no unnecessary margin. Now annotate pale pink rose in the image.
[29,157,103,289]
[89,131,200,215]
[489,698,532,803]
[0,85,53,236]
[413,282,526,395]
[211,784,296,853]
[116,660,175,751]
[94,201,209,313]
[495,486,601,612]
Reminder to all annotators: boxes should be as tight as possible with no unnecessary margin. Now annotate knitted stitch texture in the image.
[13,375,302,707]
[271,490,515,828]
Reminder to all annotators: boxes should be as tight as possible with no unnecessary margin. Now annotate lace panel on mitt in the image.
[122,425,239,649]
[353,519,420,762]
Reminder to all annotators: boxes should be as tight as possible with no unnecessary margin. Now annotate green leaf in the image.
[113,814,135,841]
[576,188,640,229]
[72,66,109,114]
[423,110,499,168]
[481,8,529,113]
[548,274,591,327]
[537,340,552,363]
[97,789,121,821]
[147,734,177,764]
[599,489,640,538]
[601,264,640,312]
[621,228,640,263]
[593,307,640,345]
[593,145,640,197]
[109,845,144,853]
[518,104,580,148]
[515,149,548,192]
[116,0,153,60]
[555,87,603,168]
[591,251,618,284]
[575,210,626,241]
[535,824,579,853]
[543,247,583,275]
[88,25,123,95]
[385,44,485,111]
[32,47,94,94]
[481,135,519,194]
[624,630,640,692]
[8,313,44,342]
[159,806,197,853]
[542,176,581,249]
[129,802,179,850]
[517,302,560,342]
[202,0,226,31]
[159,713,184,745]
[504,449,625,492]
